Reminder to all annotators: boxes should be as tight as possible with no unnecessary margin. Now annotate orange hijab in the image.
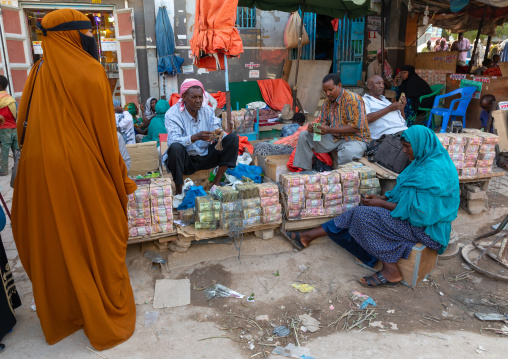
[17,9,136,199]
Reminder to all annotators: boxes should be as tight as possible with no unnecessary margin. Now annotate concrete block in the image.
[465,185,481,193]
[168,242,189,253]
[174,237,192,248]
[461,188,486,200]
[255,229,275,240]
[460,197,487,215]
[153,279,191,309]
[154,241,168,251]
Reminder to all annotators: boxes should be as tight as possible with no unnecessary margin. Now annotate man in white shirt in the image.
[363,75,408,140]
[451,33,470,66]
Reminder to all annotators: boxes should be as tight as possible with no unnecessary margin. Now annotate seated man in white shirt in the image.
[164,79,239,194]
[363,75,408,141]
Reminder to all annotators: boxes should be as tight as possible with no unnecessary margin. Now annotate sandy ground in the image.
[1,170,508,359]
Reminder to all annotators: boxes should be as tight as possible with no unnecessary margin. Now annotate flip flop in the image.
[359,271,400,287]
[281,230,305,251]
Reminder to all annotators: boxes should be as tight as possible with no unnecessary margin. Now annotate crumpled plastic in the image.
[291,283,315,293]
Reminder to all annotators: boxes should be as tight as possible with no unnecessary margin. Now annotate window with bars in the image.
[236,7,256,28]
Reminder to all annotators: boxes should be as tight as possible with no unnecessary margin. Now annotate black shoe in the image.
[0,343,5,352]
[0,172,8,177]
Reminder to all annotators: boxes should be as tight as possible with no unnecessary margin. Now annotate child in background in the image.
[281,112,305,137]
[479,94,496,132]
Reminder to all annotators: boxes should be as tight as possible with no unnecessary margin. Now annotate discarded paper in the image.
[145,311,159,327]
[153,279,191,308]
[204,284,245,300]
[299,314,320,332]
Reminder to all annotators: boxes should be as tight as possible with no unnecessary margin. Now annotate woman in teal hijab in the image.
[142,99,170,145]
[282,125,460,287]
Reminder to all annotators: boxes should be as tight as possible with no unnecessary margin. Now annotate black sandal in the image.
[281,230,305,251]
[359,271,400,287]
[0,343,5,353]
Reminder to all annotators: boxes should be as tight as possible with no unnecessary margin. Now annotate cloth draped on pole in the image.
[257,79,294,112]
[156,6,184,75]
[190,0,244,71]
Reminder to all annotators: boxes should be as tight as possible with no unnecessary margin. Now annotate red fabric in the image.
[483,67,502,76]
[190,0,243,71]
[169,93,181,107]
[287,149,332,172]
[331,19,339,32]
[159,134,168,143]
[194,55,226,71]
[169,91,226,109]
[257,79,294,111]
[0,106,16,129]
[210,91,227,108]
[238,135,253,155]
[287,149,302,172]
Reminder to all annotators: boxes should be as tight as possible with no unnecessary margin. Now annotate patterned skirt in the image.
[332,206,441,263]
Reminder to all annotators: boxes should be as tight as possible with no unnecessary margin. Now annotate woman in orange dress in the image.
[12,9,137,350]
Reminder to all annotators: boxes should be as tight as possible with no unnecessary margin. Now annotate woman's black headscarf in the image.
[398,65,434,110]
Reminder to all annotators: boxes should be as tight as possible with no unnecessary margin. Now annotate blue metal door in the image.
[333,15,365,82]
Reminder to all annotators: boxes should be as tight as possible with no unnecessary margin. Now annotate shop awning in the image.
[237,0,376,20]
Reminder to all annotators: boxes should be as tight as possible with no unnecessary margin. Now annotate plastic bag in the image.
[226,164,263,183]
[177,185,207,210]
[284,12,310,49]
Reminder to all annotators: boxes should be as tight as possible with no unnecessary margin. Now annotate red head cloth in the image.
[377,49,387,54]
[177,78,209,112]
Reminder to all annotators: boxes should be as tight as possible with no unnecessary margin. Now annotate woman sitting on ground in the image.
[395,65,434,127]
[282,125,460,287]
[142,99,170,145]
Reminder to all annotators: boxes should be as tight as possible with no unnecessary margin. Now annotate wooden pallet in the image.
[359,157,505,184]
[127,230,178,245]
[283,216,334,231]
[175,221,282,242]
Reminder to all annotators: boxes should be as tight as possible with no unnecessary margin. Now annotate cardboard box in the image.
[126,141,161,177]
[256,154,290,182]
[357,243,438,288]
[493,109,508,153]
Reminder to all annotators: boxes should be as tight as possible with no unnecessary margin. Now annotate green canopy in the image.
[237,0,375,19]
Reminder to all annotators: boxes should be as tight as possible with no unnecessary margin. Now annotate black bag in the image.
[367,132,410,174]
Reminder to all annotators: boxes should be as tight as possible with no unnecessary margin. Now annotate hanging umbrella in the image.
[190,0,244,71]
[156,6,184,76]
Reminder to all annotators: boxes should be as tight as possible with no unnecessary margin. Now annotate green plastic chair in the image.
[418,84,444,129]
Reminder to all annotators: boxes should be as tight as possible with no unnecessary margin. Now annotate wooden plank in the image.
[127,230,178,245]
[358,157,398,179]
[287,60,332,116]
[359,156,504,182]
[284,216,333,231]
[499,63,508,77]
[176,222,282,241]
[415,51,458,71]
[282,59,292,82]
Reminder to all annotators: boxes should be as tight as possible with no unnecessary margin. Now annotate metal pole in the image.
[293,2,305,112]
[380,0,385,78]
[468,6,488,74]
[224,53,232,133]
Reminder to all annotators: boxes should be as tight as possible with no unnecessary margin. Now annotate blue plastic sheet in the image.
[226,164,263,183]
[177,185,207,210]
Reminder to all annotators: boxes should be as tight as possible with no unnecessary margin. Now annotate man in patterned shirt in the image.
[165,79,239,194]
[293,73,370,170]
